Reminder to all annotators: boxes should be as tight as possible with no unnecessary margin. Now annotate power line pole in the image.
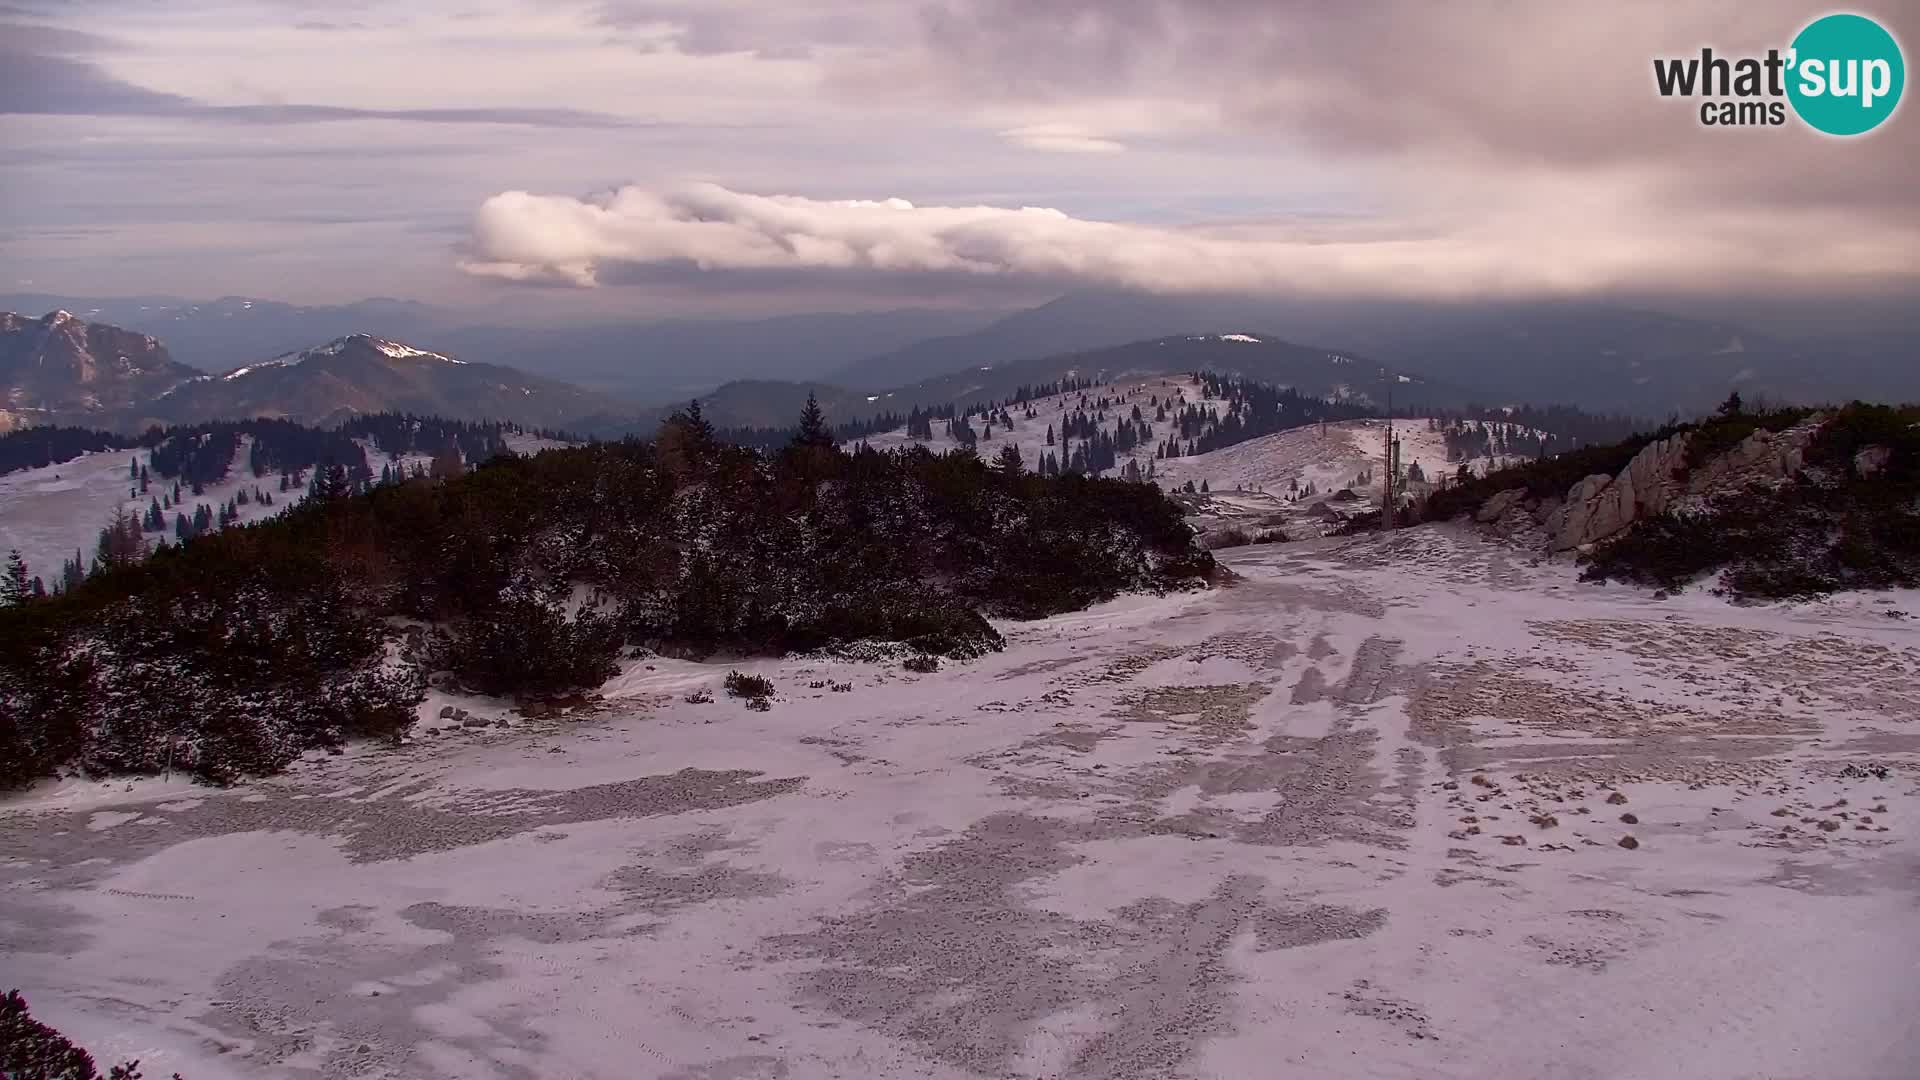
[1383,389,1396,530]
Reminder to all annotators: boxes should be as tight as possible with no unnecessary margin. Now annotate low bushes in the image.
[723,671,774,700]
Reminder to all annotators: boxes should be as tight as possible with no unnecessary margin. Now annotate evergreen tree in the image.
[793,391,834,450]
[994,442,1024,474]
[684,399,716,446]
[93,508,148,573]
[428,445,464,481]
[3,549,29,605]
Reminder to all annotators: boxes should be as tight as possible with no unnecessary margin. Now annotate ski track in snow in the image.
[4,526,1918,1079]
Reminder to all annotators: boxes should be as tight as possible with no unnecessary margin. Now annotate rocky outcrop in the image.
[1543,419,1823,552]
[1683,424,1813,497]
[1546,433,1690,551]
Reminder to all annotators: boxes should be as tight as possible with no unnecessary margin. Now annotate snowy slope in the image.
[0,432,572,586]
[844,375,1522,517]
[5,526,1917,1078]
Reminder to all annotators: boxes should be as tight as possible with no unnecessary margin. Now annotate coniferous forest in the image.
[0,404,1214,787]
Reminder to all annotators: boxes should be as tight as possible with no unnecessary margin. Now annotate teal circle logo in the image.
[1787,13,1905,135]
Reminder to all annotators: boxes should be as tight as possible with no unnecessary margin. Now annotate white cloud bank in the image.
[459,182,1920,300]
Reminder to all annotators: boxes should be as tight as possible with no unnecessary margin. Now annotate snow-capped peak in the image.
[371,338,464,364]
[222,360,289,381]
[1183,333,1264,344]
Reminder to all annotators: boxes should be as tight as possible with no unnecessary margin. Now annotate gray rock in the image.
[1549,433,1691,551]
[461,716,490,729]
[1854,444,1892,478]
[1474,488,1528,523]
[438,705,455,719]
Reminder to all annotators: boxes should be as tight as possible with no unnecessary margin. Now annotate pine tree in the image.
[93,507,148,573]
[685,399,716,446]
[428,445,464,481]
[1045,424,1054,446]
[793,391,834,449]
[994,442,1024,474]
[3,549,29,605]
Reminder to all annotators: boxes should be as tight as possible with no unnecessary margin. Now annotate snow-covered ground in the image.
[0,433,569,586]
[5,525,1917,1079]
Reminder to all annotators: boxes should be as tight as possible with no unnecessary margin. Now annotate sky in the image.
[2,0,1917,318]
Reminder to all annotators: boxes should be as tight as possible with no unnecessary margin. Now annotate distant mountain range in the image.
[143,334,607,429]
[0,293,1003,403]
[0,312,611,431]
[826,290,1920,414]
[6,284,1917,438]
[20,288,1916,419]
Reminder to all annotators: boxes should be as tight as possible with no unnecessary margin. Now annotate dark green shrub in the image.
[723,671,773,699]
[431,592,621,701]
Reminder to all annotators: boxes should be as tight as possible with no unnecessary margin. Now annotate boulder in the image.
[438,705,455,719]
[1854,444,1892,478]
[461,716,490,729]
[1475,487,1528,523]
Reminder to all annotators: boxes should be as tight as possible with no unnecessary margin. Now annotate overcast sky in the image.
[2,0,1915,317]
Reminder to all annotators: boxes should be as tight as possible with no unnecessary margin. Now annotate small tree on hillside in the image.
[994,443,1024,474]
[93,508,148,573]
[3,549,30,606]
[429,444,465,481]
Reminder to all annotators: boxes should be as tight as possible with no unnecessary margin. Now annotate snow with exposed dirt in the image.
[4,526,1916,1079]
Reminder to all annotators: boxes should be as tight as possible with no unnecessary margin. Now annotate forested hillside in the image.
[0,407,1212,787]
